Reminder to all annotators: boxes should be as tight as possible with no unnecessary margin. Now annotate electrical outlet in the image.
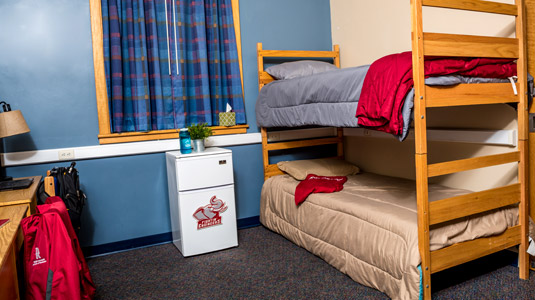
[58,149,75,160]
[269,132,281,141]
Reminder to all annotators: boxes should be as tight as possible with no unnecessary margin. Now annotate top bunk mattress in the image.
[255,65,370,128]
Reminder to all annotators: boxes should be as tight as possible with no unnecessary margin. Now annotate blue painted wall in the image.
[0,0,332,249]
[0,0,99,151]
[240,0,333,131]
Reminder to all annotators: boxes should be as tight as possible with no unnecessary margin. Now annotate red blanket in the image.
[294,174,348,205]
[356,52,516,136]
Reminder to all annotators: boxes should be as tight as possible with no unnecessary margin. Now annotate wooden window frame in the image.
[89,0,247,145]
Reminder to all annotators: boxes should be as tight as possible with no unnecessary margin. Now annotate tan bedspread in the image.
[260,173,518,300]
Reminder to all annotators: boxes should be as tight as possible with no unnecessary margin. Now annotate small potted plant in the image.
[187,123,212,152]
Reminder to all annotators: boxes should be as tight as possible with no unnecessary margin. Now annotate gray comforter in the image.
[255,66,519,141]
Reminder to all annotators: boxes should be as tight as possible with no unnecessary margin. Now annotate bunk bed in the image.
[256,1,530,299]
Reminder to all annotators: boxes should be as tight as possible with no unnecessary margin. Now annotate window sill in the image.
[98,125,249,145]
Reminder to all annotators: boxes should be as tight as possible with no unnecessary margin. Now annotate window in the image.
[89,0,247,144]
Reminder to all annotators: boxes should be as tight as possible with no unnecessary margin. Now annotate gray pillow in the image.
[265,60,338,80]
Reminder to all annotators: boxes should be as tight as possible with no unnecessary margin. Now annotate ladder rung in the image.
[422,0,518,16]
[266,137,342,151]
[430,225,521,273]
[429,183,520,225]
[428,151,520,177]
[426,83,519,107]
[423,33,518,58]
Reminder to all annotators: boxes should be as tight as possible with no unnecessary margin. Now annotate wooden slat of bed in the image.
[423,33,519,58]
[258,49,339,59]
[265,136,343,151]
[422,0,518,15]
[427,151,520,177]
[425,83,520,107]
[430,225,522,273]
[429,183,520,225]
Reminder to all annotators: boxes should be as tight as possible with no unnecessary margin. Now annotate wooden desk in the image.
[0,205,28,300]
[0,176,41,217]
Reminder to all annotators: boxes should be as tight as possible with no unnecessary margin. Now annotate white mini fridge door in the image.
[177,184,238,256]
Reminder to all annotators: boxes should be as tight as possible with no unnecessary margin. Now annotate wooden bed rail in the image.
[412,0,530,298]
[423,33,519,58]
[430,225,522,273]
[425,83,520,107]
[429,183,521,225]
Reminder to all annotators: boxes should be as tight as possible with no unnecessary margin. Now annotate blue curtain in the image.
[102,0,246,133]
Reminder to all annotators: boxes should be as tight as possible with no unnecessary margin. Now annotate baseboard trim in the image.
[83,216,261,257]
[83,232,173,258]
[236,216,260,229]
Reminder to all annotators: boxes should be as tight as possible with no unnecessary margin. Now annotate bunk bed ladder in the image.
[411,0,529,299]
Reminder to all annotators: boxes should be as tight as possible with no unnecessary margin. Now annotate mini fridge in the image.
[166,147,238,256]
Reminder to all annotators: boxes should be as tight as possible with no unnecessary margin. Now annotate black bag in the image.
[49,162,87,237]
[36,179,50,205]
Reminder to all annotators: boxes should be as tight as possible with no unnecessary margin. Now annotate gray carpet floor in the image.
[87,226,535,299]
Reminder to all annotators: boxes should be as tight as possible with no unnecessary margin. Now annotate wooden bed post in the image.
[261,127,270,181]
[337,128,344,159]
[516,0,530,279]
[526,0,535,272]
[257,43,269,180]
[333,44,340,68]
[410,0,432,299]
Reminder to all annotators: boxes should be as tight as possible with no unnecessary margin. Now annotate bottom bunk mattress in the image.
[259,172,518,300]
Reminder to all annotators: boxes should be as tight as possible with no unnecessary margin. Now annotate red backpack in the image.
[22,196,95,300]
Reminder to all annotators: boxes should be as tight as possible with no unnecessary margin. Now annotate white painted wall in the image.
[330,0,519,191]
[330,0,515,68]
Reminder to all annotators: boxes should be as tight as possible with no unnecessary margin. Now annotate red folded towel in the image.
[294,174,348,205]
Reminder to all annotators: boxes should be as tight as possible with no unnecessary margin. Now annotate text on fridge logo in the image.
[193,195,228,230]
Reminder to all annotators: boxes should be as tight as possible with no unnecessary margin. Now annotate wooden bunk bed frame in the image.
[257,1,530,299]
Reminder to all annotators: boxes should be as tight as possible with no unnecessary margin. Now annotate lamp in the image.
[0,101,30,181]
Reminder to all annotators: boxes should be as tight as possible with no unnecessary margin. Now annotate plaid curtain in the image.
[102,0,245,133]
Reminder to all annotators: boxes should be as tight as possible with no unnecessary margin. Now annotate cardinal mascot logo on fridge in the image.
[193,195,228,230]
